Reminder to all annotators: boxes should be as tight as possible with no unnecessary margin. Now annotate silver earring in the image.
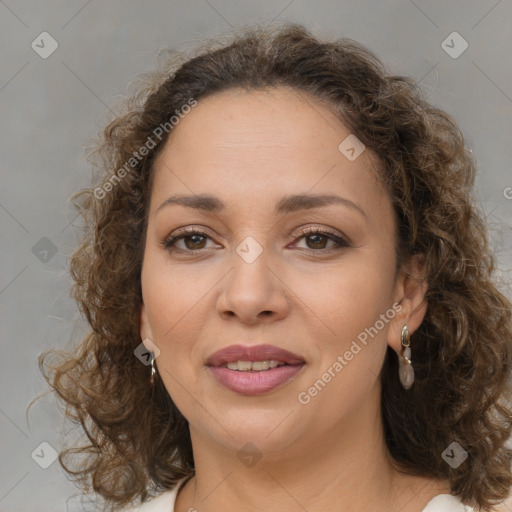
[398,325,414,390]
[150,352,156,386]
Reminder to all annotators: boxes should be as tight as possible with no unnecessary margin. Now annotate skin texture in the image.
[139,87,451,511]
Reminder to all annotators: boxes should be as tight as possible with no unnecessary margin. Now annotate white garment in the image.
[126,478,475,511]
[421,494,474,511]
[123,478,185,511]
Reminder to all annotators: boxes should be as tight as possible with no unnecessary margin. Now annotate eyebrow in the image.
[155,193,366,218]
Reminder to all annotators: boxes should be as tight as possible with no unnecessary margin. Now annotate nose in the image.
[216,245,290,325]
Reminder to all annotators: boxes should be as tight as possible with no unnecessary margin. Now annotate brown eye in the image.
[293,228,349,252]
[304,233,329,250]
[163,229,214,252]
[182,234,207,250]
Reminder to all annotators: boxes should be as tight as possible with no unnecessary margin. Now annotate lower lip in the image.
[208,364,305,395]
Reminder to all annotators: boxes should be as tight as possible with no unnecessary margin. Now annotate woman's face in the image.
[140,86,424,459]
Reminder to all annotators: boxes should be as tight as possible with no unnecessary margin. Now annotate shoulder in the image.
[421,494,474,512]
[119,478,188,512]
[127,489,176,511]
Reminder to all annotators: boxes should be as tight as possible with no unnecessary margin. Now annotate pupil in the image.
[308,234,325,249]
[187,235,205,249]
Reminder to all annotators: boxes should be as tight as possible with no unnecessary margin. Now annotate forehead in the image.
[150,87,388,222]
[156,86,353,166]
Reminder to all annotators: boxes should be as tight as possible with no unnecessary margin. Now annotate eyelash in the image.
[161,226,349,254]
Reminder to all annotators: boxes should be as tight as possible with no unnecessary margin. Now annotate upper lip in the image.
[205,344,305,367]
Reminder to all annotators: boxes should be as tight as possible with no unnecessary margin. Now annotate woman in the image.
[38,24,512,511]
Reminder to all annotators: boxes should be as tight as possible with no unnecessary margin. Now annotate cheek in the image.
[141,255,208,377]
[143,269,207,403]
[302,253,395,333]
[142,247,214,332]
[299,252,396,387]
[298,272,393,410]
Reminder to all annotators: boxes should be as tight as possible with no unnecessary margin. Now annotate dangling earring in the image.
[398,325,414,390]
[149,352,156,386]
[142,337,158,387]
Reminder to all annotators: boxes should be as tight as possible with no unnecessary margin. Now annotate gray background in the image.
[1,1,511,511]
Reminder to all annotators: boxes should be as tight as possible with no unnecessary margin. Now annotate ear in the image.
[387,253,428,353]
[139,303,155,351]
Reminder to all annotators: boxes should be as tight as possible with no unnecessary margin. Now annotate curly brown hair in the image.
[35,23,512,511]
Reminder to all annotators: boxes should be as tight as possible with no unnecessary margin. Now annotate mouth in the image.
[217,360,290,371]
[205,344,306,395]
[205,343,305,367]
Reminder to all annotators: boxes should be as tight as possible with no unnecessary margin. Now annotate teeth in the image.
[225,360,285,371]
[252,361,270,370]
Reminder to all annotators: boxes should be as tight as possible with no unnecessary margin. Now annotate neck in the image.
[175,384,450,512]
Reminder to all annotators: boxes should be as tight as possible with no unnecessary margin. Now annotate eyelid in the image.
[162,224,350,254]
[292,225,345,240]
[290,226,350,250]
[161,225,217,248]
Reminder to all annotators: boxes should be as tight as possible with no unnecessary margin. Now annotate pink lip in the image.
[205,344,305,366]
[205,344,306,395]
[208,365,305,395]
